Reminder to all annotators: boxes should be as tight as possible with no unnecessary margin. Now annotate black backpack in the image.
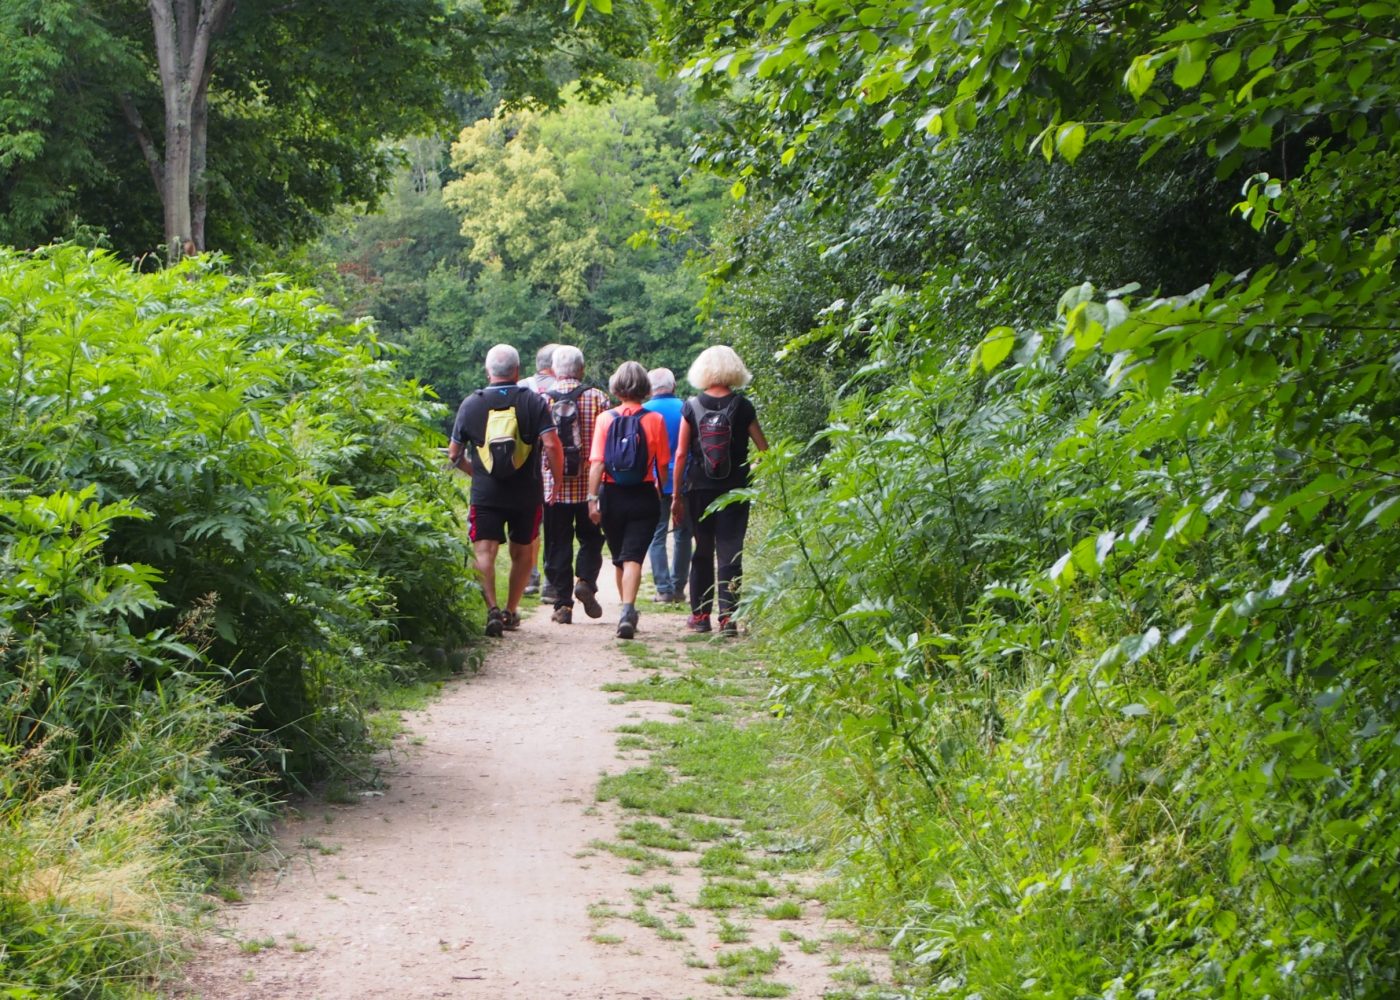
[546,385,587,477]
[688,395,741,480]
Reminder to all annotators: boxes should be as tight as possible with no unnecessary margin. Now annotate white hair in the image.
[552,345,585,379]
[648,367,676,395]
[536,342,561,372]
[687,345,752,390]
[485,344,520,379]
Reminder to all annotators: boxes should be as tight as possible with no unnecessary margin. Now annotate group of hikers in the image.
[445,342,768,640]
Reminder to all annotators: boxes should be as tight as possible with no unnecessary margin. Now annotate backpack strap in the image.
[478,384,524,408]
[547,384,588,403]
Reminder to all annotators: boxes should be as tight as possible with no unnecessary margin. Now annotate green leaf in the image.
[1124,54,1158,99]
[1055,122,1086,164]
[977,326,1017,371]
[1211,49,1242,83]
[1173,43,1208,89]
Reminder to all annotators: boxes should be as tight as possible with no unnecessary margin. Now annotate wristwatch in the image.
[586,494,600,502]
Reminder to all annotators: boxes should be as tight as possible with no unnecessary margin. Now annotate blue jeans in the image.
[648,497,692,597]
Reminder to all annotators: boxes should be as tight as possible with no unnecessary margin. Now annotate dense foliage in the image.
[310,83,726,404]
[0,0,649,259]
[655,0,1400,997]
[0,245,474,992]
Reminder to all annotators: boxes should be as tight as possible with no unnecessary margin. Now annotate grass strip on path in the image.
[588,633,902,999]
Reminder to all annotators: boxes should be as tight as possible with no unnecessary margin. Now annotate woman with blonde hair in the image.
[670,345,768,636]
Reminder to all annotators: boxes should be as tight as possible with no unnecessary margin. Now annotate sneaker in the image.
[484,607,505,638]
[668,589,686,604]
[503,609,522,631]
[686,613,711,633]
[551,605,572,624]
[718,616,738,638]
[541,582,560,603]
[616,612,636,640]
[523,583,539,597]
[574,579,603,619]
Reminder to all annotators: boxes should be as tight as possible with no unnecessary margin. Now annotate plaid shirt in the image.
[541,378,611,504]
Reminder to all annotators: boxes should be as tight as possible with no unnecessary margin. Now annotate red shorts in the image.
[468,503,543,546]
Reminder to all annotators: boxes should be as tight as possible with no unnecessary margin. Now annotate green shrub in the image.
[0,245,475,781]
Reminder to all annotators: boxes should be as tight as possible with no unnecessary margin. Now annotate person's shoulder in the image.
[584,385,610,402]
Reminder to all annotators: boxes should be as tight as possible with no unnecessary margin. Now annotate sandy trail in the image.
[172,576,875,1000]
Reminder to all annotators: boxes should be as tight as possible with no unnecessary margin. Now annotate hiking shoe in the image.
[616,613,636,640]
[551,605,572,624]
[718,616,738,638]
[541,582,560,603]
[484,607,505,638]
[523,583,539,597]
[503,609,522,631]
[686,613,711,633]
[574,580,603,619]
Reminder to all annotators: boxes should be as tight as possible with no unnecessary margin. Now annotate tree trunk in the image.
[145,0,234,263]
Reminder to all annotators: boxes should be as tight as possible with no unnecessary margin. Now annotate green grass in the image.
[620,819,694,852]
[763,900,803,920]
[707,946,791,996]
[593,620,889,992]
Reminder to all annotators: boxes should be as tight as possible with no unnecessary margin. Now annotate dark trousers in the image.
[543,500,604,609]
[687,489,750,619]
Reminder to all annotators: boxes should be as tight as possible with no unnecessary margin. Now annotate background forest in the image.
[3,0,1398,997]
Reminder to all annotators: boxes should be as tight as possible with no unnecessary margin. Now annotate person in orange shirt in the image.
[587,361,672,639]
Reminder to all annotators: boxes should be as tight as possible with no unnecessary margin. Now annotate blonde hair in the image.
[687,345,752,390]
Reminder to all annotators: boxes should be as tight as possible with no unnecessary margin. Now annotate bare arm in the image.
[541,429,563,489]
[670,418,691,525]
[447,441,472,476]
[749,420,769,453]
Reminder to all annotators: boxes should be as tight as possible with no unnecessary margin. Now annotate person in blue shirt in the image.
[642,367,691,603]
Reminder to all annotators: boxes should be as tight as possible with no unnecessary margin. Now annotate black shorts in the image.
[600,483,660,566]
[468,503,542,546]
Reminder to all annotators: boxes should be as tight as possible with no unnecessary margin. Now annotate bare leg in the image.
[614,564,624,598]
[619,561,643,604]
[474,539,501,608]
[505,541,535,613]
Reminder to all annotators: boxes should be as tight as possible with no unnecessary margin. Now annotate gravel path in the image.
[171,576,877,999]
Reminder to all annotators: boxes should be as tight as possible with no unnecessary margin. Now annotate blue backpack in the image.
[604,409,649,486]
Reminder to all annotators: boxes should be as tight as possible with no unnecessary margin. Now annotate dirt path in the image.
[172,579,881,1000]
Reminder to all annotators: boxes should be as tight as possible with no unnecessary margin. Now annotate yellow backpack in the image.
[475,387,532,479]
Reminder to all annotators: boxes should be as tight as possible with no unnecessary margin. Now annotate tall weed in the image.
[749,292,1400,998]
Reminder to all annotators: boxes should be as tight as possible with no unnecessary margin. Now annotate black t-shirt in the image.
[681,392,757,494]
[451,383,556,507]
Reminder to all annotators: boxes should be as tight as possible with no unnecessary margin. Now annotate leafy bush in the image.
[0,243,477,994]
[0,245,474,780]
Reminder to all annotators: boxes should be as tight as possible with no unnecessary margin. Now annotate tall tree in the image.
[0,0,648,260]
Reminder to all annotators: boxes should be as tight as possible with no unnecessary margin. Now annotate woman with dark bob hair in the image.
[587,361,672,639]
[671,345,768,637]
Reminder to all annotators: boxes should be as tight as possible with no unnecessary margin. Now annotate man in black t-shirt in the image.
[448,344,563,637]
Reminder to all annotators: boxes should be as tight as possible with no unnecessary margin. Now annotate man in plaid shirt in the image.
[542,345,612,624]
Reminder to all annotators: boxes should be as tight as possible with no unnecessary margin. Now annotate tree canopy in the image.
[0,0,650,259]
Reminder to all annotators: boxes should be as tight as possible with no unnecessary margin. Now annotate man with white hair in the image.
[540,345,611,624]
[642,366,691,603]
[447,344,563,637]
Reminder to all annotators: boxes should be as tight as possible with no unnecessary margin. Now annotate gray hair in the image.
[552,344,585,379]
[609,360,651,402]
[485,343,520,379]
[648,367,676,395]
[536,342,561,372]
